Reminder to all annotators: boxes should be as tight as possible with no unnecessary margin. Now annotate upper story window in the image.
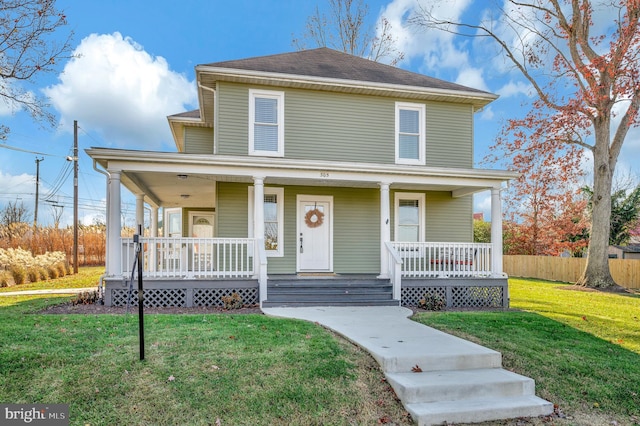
[395,102,425,165]
[249,89,284,157]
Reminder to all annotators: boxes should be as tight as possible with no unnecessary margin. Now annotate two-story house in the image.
[88,48,517,309]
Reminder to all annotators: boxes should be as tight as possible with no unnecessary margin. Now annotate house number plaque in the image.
[320,172,330,178]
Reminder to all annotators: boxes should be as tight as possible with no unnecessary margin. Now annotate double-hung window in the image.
[394,193,425,242]
[395,102,425,165]
[248,187,284,257]
[249,89,284,157]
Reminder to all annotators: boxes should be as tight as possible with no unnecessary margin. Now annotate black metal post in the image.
[136,225,145,361]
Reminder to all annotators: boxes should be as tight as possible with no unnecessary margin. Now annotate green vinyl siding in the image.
[426,103,473,168]
[217,83,250,156]
[284,90,392,163]
[425,192,473,242]
[215,182,379,274]
[216,82,474,167]
[389,191,473,242]
[216,182,249,238]
[270,186,380,274]
[184,127,214,154]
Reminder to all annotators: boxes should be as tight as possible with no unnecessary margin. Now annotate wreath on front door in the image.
[304,208,324,228]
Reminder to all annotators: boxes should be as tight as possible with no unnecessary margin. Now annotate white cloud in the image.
[479,106,494,121]
[380,0,472,64]
[44,32,197,150]
[496,80,533,99]
[0,170,35,210]
[473,190,492,220]
[380,0,487,88]
[455,67,488,92]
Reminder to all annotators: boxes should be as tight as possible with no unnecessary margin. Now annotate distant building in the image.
[608,244,640,260]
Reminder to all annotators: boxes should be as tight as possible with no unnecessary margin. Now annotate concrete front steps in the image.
[386,368,553,425]
[262,276,398,307]
[261,306,554,426]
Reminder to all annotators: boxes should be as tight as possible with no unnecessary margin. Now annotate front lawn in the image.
[413,278,640,425]
[0,296,410,425]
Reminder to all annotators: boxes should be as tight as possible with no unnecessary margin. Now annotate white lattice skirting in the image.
[104,281,259,308]
[401,279,508,309]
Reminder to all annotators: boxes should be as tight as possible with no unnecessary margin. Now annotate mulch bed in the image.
[40,302,263,315]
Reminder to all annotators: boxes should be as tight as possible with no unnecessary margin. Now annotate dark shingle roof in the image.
[170,110,200,119]
[200,47,489,95]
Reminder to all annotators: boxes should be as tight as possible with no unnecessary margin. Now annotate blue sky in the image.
[1,0,636,226]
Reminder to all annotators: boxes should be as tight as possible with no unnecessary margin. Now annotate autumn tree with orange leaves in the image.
[492,127,590,256]
[413,0,640,288]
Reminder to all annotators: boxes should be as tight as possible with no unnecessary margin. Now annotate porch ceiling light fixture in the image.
[177,174,188,180]
[180,194,190,199]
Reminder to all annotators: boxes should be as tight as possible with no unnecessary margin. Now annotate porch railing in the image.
[121,237,256,279]
[389,242,494,278]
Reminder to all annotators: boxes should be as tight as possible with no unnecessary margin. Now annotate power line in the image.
[0,143,67,158]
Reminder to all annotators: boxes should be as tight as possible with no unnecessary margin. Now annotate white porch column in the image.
[150,206,159,272]
[379,182,391,278]
[253,176,265,241]
[151,207,158,237]
[135,194,145,234]
[253,176,266,302]
[107,171,122,276]
[491,187,503,276]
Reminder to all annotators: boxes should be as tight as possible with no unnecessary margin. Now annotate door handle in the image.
[299,233,304,253]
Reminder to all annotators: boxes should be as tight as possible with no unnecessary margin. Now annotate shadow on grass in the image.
[412,310,640,420]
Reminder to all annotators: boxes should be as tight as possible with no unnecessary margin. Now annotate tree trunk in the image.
[577,123,617,288]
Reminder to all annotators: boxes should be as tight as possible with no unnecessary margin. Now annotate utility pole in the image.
[34,157,44,228]
[73,120,79,274]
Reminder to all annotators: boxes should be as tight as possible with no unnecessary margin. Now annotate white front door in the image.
[297,196,332,272]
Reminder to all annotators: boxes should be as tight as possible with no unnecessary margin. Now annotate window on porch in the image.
[394,193,425,242]
[249,187,284,257]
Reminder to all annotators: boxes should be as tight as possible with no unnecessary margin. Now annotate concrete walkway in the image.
[0,287,97,297]
[263,306,553,426]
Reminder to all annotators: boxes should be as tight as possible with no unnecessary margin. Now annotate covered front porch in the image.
[89,148,515,308]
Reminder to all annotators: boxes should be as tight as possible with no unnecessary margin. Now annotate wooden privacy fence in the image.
[503,255,640,290]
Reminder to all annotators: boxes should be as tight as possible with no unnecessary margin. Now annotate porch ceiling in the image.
[122,170,487,208]
[88,148,518,208]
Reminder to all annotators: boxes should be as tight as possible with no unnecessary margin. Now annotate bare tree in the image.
[1,200,31,226]
[412,0,640,288]
[293,0,404,65]
[1,0,74,139]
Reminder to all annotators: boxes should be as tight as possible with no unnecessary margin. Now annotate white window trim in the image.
[395,102,426,165]
[248,186,285,257]
[394,192,425,242]
[249,89,285,157]
[164,207,182,238]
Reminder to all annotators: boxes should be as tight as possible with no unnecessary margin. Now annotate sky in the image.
[1,0,638,227]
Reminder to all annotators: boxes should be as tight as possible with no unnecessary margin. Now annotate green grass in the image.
[0,266,104,292]
[413,278,640,425]
[0,294,410,425]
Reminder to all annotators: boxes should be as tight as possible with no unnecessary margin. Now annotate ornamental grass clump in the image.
[27,268,39,283]
[0,248,68,283]
[0,272,9,287]
[10,265,26,285]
